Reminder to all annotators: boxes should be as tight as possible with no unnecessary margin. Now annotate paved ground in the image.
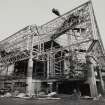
[0,96,105,105]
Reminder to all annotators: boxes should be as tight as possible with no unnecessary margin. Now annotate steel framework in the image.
[0,1,105,79]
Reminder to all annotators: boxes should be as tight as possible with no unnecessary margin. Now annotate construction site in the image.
[0,1,105,98]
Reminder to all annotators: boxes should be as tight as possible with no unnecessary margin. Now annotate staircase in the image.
[54,62,61,76]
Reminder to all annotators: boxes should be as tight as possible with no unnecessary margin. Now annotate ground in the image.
[0,96,105,105]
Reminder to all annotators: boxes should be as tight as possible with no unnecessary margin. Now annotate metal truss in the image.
[0,1,105,72]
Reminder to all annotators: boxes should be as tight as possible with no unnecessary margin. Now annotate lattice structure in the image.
[0,1,105,78]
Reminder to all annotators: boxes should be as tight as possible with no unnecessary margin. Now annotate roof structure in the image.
[0,1,105,68]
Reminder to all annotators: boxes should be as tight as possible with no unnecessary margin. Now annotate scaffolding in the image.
[0,1,105,96]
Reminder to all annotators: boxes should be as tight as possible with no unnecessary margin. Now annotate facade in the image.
[0,1,105,97]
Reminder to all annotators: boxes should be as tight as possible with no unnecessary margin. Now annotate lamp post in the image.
[52,8,66,21]
[52,8,61,16]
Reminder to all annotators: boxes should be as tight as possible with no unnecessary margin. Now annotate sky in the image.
[0,0,105,47]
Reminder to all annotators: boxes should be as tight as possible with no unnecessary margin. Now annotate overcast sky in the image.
[0,0,105,47]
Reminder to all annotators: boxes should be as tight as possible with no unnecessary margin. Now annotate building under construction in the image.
[0,1,105,97]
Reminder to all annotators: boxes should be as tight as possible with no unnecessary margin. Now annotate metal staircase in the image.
[54,61,61,76]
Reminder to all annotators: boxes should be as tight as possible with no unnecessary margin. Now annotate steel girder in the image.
[0,1,104,69]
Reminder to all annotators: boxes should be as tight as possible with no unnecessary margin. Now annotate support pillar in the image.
[49,53,54,78]
[86,56,98,97]
[47,54,50,79]
[48,82,53,93]
[98,68,105,95]
[26,58,34,96]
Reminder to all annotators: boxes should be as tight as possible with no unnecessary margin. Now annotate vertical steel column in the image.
[26,58,34,96]
[26,26,34,96]
[47,53,50,79]
[86,56,98,97]
[98,67,105,95]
